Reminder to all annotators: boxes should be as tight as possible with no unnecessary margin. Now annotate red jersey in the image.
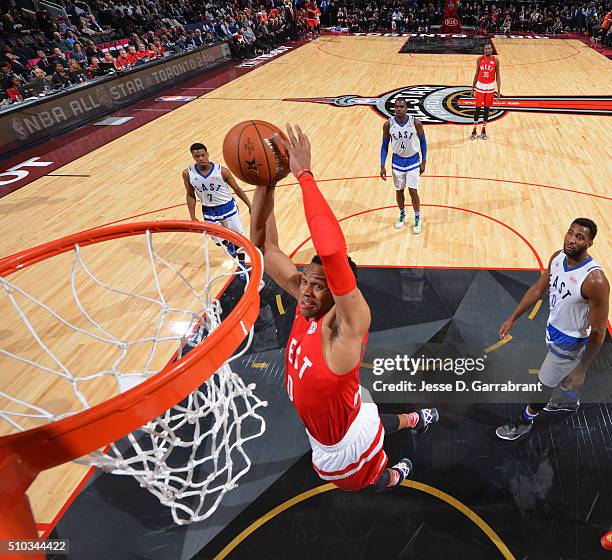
[476,55,497,88]
[285,306,387,490]
[285,306,367,446]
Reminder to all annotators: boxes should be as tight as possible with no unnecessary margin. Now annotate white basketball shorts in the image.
[392,167,420,191]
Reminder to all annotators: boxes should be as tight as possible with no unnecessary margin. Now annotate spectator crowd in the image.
[0,0,315,106]
[2,0,611,105]
[322,0,611,43]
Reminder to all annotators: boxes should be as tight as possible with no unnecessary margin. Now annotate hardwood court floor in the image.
[0,36,611,537]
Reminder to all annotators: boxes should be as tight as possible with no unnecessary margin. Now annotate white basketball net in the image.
[0,228,267,525]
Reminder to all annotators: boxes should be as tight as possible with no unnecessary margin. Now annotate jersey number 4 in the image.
[399,132,413,150]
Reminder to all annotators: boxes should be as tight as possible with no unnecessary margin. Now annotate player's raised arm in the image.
[183,168,198,221]
[221,166,252,213]
[380,120,390,180]
[276,124,371,361]
[249,181,301,300]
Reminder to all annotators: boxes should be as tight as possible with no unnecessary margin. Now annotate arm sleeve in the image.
[298,173,356,296]
[418,131,427,162]
[380,135,389,166]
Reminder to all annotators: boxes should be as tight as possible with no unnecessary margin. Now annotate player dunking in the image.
[496,219,609,440]
[183,143,252,279]
[471,43,501,140]
[380,98,428,233]
[250,123,438,491]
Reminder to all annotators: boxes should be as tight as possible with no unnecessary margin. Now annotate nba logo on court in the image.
[285,86,612,124]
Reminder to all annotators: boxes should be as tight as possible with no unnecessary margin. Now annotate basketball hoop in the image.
[0,221,266,550]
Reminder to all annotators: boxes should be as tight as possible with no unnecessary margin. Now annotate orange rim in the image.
[0,220,262,473]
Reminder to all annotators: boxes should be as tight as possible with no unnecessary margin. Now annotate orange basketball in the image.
[222,120,290,187]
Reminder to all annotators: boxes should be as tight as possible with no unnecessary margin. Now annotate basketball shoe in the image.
[224,241,238,260]
[237,259,248,283]
[412,408,439,433]
[544,387,580,412]
[470,128,477,140]
[413,216,422,234]
[496,418,533,440]
[544,400,580,412]
[543,396,580,413]
[480,128,487,140]
[395,211,406,229]
[392,458,412,482]
[382,458,413,490]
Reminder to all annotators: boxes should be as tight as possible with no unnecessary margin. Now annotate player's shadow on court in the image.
[0,196,67,212]
[427,138,465,151]
[499,139,587,163]
[326,197,371,214]
[347,229,409,253]
[476,197,521,213]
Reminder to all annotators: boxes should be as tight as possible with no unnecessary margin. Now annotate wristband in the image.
[296,169,313,180]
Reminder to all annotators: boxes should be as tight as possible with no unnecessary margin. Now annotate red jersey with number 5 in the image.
[285,307,367,446]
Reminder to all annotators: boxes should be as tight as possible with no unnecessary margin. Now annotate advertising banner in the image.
[0,43,231,157]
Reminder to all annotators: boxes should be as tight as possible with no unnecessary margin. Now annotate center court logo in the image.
[284,86,612,125]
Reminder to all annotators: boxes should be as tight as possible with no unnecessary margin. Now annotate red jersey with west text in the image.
[285,307,367,446]
[475,55,497,92]
[285,306,387,490]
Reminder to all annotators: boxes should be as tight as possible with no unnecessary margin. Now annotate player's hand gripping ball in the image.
[223,120,290,186]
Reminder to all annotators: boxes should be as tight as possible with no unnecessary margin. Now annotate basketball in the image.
[222,120,290,187]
